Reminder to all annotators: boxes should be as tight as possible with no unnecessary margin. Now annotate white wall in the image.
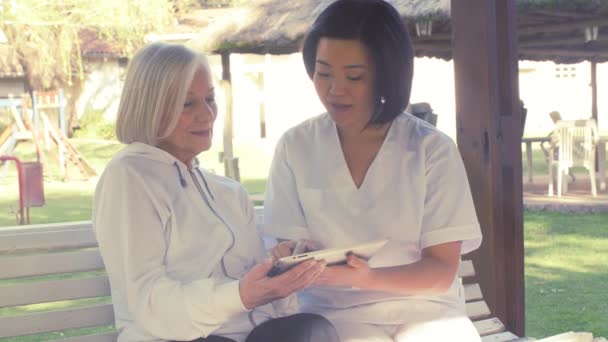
[76,59,124,122]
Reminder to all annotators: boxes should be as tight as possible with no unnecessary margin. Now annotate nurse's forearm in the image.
[360,241,461,295]
[363,258,455,294]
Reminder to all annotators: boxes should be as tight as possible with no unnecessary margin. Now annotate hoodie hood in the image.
[119,142,186,167]
[118,142,203,189]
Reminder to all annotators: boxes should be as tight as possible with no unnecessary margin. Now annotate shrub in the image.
[73,108,116,140]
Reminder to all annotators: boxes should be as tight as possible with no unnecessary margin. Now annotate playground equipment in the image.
[0,91,96,180]
[0,156,44,225]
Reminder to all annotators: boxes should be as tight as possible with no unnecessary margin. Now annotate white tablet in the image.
[266,239,388,277]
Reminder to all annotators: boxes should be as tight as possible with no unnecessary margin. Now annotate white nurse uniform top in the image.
[263,112,482,325]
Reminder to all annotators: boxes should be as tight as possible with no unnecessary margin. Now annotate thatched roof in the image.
[79,29,123,59]
[190,0,608,64]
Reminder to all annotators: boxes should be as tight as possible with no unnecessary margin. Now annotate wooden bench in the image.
[0,217,594,341]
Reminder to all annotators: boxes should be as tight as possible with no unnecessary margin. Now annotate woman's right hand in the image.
[238,258,325,309]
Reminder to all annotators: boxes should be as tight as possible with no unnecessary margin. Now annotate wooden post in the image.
[591,61,599,172]
[20,96,47,169]
[58,89,67,136]
[591,61,598,123]
[221,52,240,181]
[452,0,525,336]
[255,72,267,139]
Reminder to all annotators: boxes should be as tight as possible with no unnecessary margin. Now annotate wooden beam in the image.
[519,35,608,48]
[452,0,525,336]
[519,18,608,35]
[413,41,451,50]
[526,10,597,20]
[520,48,608,58]
[592,61,599,172]
[413,17,608,43]
[416,35,608,50]
[414,35,608,61]
[591,61,598,122]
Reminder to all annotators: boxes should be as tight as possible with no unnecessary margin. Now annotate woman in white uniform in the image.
[263,1,483,341]
[94,42,339,342]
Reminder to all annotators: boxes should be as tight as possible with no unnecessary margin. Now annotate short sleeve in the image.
[420,138,482,254]
[263,136,311,240]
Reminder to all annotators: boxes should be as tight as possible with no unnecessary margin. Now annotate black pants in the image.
[179,313,339,342]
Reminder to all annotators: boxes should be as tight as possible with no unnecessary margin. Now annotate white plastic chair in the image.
[548,119,599,197]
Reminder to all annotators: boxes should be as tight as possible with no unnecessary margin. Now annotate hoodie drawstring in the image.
[196,168,215,201]
[177,160,259,327]
[173,162,187,188]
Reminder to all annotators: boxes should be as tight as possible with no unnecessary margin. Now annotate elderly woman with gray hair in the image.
[93,42,339,342]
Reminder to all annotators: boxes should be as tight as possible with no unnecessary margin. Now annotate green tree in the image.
[0,0,176,91]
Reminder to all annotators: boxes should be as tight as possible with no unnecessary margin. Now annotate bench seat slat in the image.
[459,259,475,278]
[465,283,483,302]
[466,300,492,320]
[0,249,105,280]
[481,331,521,342]
[0,276,111,308]
[474,317,507,336]
[0,228,98,253]
[0,304,114,338]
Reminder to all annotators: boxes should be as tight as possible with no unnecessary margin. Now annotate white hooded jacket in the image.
[93,142,289,342]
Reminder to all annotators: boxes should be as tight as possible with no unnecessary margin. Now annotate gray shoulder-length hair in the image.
[115,42,208,145]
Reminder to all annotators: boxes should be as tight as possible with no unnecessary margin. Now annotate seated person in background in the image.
[547,110,575,182]
[264,1,482,341]
[93,42,339,342]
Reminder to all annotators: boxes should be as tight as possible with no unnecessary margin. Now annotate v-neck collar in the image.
[328,117,396,193]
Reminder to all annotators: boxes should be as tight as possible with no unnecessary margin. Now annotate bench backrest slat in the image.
[0,304,114,338]
[466,300,492,321]
[0,228,98,253]
[464,283,483,302]
[0,275,110,308]
[480,331,520,341]
[473,318,507,336]
[0,221,93,236]
[0,249,104,280]
[459,259,475,278]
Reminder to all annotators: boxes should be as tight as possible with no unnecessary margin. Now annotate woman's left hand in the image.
[314,253,373,288]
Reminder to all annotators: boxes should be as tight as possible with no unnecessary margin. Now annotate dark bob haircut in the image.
[302,0,414,125]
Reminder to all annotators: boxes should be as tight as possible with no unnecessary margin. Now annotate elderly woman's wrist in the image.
[238,280,256,310]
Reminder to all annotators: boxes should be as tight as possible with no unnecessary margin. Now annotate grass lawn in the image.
[1,140,607,339]
[525,212,608,338]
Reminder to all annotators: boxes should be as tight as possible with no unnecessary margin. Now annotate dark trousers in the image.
[177,313,339,342]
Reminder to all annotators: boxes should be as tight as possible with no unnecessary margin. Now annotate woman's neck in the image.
[337,121,391,145]
[157,142,193,168]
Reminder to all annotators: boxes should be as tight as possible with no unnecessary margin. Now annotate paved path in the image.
[524,174,608,212]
